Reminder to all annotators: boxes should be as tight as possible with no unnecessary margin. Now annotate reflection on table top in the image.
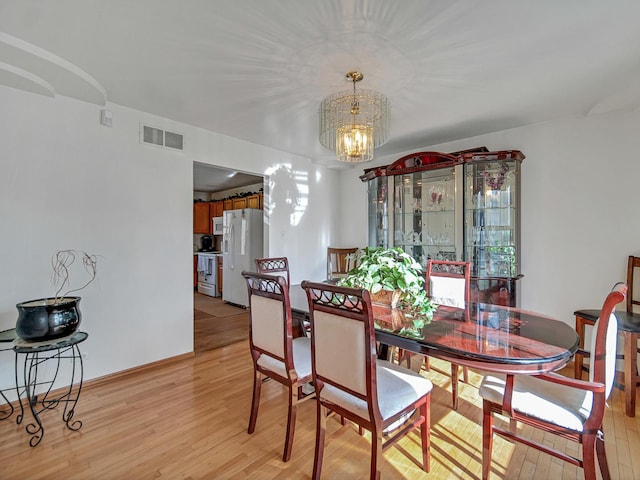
[289,284,579,375]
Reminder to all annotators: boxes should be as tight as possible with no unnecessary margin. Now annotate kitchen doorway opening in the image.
[192,162,266,354]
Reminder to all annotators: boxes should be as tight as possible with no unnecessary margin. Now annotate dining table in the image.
[289,284,580,376]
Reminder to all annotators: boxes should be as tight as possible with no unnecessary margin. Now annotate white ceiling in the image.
[2,0,640,177]
[193,162,262,193]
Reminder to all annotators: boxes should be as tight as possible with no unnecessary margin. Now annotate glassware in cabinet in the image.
[392,167,459,267]
[463,153,522,278]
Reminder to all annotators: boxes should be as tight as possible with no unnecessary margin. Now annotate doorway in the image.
[192,162,264,353]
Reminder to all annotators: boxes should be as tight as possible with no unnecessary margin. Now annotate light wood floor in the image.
[0,342,638,479]
[193,293,249,353]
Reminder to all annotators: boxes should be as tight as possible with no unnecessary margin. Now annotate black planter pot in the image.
[16,297,81,341]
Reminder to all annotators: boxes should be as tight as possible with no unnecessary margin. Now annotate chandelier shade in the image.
[319,71,390,163]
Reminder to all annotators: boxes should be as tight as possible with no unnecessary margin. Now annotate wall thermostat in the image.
[100,109,113,127]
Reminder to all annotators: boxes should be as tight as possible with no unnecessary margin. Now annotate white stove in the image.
[197,252,221,297]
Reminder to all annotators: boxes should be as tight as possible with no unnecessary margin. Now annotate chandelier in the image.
[319,71,390,163]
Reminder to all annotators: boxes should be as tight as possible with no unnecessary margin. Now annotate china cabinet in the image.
[362,149,524,306]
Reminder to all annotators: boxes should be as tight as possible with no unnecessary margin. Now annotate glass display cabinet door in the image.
[367,176,389,248]
[393,168,458,267]
[463,158,521,277]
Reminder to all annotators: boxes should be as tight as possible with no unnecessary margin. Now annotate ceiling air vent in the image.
[141,124,184,151]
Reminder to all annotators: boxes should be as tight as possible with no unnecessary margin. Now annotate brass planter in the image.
[370,289,401,308]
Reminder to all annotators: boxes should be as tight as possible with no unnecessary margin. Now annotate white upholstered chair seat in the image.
[257,337,312,379]
[320,359,433,421]
[479,374,593,432]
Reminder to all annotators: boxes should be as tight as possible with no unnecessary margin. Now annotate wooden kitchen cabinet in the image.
[211,201,224,217]
[217,256,223,295]
[217,193,263,213]
[193,202,211,234]
[246,194,261,209]
[232,197,247,209]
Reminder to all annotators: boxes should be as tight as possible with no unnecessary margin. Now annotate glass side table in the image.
[13,331,88,447]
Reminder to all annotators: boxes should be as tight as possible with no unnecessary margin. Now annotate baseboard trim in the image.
[0,351,196,412]
[84,352,196,389]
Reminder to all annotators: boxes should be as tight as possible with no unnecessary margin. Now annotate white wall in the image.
[340,110,640,323]
[0,86,337,397]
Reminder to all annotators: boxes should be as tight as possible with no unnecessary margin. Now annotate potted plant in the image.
[337,247,435,318]
[15,250,98,341]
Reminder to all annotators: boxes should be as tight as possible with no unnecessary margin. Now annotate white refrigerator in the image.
[222,208,264,307]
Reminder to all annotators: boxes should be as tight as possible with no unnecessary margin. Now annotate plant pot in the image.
[370,289,401,308]
[16,297,81,341]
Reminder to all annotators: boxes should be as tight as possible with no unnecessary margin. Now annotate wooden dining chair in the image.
[241,271,313,462]
[326,247,358,280]
[255,256,312,338]
[574,255,640,417]
[301,280,432,480]
[255,256,290,286]
[400,259,472,409]
[479,282,626,480]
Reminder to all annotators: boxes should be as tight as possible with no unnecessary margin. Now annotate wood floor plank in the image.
[194,293,249,353]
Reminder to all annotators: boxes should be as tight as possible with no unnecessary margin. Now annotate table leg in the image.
[0,351,26,423]
[20,344,85,446]
[291,311,307,338]
[61,344,84,431]
[377,343,390,361]
[14,350,24,424]
[574,315,588,380]
[624,332,638,417]
[23,352,45,447]
[0,348,21,421]
[0,387,13,420]
[451,364,459,410]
